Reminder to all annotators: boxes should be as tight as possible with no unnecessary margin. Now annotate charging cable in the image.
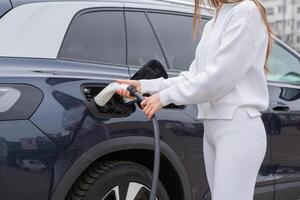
[94,83,160,200]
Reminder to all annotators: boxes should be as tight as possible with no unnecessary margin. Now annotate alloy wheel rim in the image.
[100,182,158,200]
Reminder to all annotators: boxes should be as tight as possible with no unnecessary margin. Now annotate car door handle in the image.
[272,105,290,112]
[271,102,290,112]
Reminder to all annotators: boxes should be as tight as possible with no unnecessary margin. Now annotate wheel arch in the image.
[50,136,192,200]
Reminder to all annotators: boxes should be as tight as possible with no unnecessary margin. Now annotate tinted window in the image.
[267,42,300,84]
[149,13,207,71]
[126,11,167,68]
[59,11,126,65]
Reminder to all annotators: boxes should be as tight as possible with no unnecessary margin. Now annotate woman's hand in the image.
[115,79,141,99]
[141,93,163,120]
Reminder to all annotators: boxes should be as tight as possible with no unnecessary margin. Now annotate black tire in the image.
[66,160,170,200]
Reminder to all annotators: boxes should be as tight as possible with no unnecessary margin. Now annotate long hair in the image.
[193,0,273,75]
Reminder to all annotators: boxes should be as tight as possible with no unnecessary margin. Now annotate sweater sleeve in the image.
[158,17,261,106]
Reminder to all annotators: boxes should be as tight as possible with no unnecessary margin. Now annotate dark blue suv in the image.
[0,0,300,200]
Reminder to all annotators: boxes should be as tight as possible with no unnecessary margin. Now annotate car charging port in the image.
[81,85,135,118]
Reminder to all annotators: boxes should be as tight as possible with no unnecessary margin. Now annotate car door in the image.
[266,41,300,200]
[146,12,213,200]
[123,9,201,200]
[128,9,274,200]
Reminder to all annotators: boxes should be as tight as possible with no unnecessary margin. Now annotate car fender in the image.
[50,136,192,200]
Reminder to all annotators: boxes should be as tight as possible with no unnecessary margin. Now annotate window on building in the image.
[287,34,292,43]
[278,6,285,13]
[277,35,282,40]
[276,21,282,29]
[266,8,274,15]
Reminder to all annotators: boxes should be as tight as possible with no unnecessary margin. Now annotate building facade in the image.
[261,0,300,53]
[184,0,300,52]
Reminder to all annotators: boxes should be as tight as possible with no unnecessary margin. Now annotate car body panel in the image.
[0,120,57,200]
[0,1,299,200]
[0,57,191,199]
[50,136,192,200]
[267,82,300,200]
[0,56,276,200]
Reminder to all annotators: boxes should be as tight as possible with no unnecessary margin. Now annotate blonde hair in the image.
[193,0,273,75]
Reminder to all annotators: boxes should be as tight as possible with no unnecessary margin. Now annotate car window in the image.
[148,12,207,71]
[267,42,300,84]
[58,11,126,65]
[125,11,167,68]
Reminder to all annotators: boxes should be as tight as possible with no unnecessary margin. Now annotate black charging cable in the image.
[127,86,160,200]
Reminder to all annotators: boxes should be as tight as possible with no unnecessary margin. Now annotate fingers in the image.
[140,97,149,109]
[144,103,152,115]
[115,89,135,99]
[148,110,154,119]
[145,106,155,120]
[141,97,156,120]
[116,79,136,86]
[115,79,141,93]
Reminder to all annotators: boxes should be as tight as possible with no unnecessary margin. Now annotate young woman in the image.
[116,0,272,199]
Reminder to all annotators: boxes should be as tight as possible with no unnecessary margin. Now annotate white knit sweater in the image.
[139,0,269,119]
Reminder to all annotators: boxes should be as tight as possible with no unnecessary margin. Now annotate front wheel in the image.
[66,160,170,200]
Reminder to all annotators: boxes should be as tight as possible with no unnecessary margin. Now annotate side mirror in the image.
[123,59,168,106]
[129,59,185,110]
[131,59,168,80]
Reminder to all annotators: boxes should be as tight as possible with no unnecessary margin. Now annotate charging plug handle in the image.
[126,86,144,102]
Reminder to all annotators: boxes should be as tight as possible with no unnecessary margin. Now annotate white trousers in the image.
[202,106,267,200]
